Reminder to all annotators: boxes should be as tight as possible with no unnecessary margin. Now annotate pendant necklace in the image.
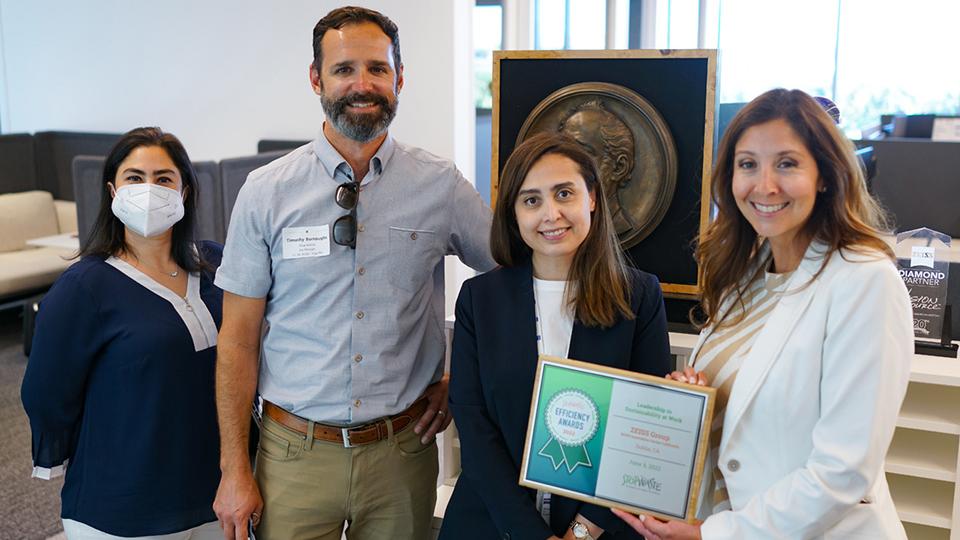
[131,257,179,277]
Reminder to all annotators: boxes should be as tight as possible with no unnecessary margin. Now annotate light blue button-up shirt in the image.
[216,132,495,424]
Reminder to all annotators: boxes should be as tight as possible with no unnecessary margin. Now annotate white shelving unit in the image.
[905,522,953,540]
[888,354,960,540]
[898,384,960,434]
[437,323,960,538]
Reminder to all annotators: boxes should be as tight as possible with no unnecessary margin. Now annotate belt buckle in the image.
[341,427,353,448]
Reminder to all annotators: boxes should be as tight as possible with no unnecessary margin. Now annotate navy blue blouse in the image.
[21,242,224,536]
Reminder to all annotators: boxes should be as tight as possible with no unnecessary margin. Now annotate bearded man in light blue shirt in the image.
[211,7,495,540]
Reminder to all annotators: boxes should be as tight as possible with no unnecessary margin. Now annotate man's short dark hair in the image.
[312,6,402,74]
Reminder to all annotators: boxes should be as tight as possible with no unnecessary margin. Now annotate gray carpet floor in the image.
[0,309,64,539]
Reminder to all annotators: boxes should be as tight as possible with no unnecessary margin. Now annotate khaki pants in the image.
[254,412,438,540]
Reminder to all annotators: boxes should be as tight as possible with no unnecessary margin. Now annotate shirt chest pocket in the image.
[388,226,438,292]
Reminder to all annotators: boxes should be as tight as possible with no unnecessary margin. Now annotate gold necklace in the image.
[128,256,180,277]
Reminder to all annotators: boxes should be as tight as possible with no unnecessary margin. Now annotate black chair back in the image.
[36,131,120,200]
[71,156,106,246]
[0,133,38,194]
[192,161,224,243]
[220,151,288,233]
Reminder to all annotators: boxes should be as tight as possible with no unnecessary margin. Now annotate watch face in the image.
[572,522,589,539]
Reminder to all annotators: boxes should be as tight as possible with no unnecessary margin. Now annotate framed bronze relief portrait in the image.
[492,50,717,298]
[517,82,678,250]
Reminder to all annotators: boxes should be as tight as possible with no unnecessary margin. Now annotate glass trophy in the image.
[895,227,957,357]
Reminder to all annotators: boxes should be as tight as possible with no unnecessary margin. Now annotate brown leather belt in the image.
[262,398,428,448]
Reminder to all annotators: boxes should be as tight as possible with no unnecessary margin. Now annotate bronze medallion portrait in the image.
[516,82,678,249]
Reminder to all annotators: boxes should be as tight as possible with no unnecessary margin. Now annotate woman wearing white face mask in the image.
[21,127,224,540]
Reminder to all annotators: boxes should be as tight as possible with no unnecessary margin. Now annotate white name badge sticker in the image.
[282,225,330,259]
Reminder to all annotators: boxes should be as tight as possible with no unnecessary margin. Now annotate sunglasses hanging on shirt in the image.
[334,181,359,249]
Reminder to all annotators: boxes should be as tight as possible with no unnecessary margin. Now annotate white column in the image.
[444,0,478,318]
[606,0,631,49]
[503,0,534,50]
[639,0,660,49]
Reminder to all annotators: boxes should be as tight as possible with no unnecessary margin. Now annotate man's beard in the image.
[321,90,398,143]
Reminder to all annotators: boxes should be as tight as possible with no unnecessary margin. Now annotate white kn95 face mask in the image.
[111,183,185,238]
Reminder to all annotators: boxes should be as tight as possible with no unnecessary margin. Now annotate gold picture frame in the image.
[491,49,717,297]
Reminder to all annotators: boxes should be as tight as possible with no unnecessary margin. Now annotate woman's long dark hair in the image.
[695,89,891,329]
[491,132,634,328]
[78,127,209,272]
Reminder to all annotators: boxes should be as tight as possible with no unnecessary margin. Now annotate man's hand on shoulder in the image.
[213,468,263,540]
[414,374,452,444]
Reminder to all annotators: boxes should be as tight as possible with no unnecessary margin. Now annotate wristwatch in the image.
[570,520,595,540]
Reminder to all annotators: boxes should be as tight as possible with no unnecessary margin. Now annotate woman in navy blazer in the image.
[440,133,672,540]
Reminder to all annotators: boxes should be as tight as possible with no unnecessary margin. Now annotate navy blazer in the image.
[440,262,672,540]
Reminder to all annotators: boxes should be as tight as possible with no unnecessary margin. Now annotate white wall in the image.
[0,0,472,169]
[0,0,477,315]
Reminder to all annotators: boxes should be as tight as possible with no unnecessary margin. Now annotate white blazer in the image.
[697,241,913,539]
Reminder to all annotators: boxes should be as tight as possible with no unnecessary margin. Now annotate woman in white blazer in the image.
[615,89,912,539]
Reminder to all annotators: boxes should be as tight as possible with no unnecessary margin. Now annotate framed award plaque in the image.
[519,356,716,523]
